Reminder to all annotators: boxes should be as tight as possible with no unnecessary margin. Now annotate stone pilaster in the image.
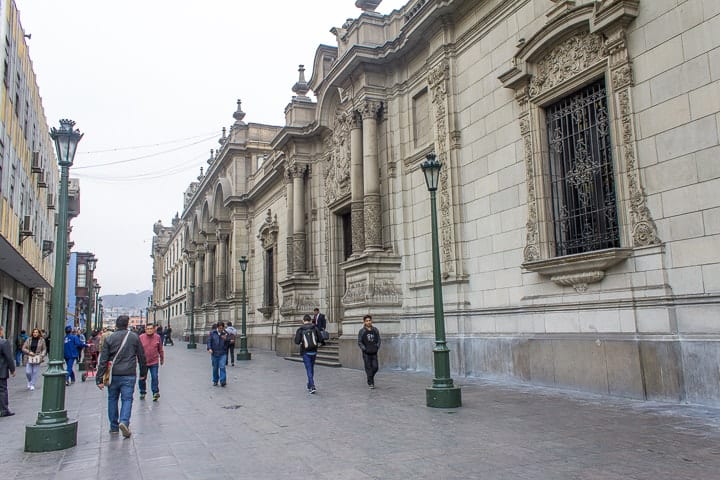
[215,230,228,300]
[361,99,382,251]
[350,111,365,255]
[291,164,307,273]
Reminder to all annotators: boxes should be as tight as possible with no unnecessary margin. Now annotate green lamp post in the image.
[79,257,96,372]
[25,119,84,451]
[421,152,461,408]
[93,282,101,330]
[236,256,251,361]
[187,284,197,349]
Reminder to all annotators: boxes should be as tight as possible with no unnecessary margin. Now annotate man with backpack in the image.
[358,314,381,389]
[294,314,321,394]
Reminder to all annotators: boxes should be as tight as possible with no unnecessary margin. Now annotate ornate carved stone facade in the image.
[151,0,720,407]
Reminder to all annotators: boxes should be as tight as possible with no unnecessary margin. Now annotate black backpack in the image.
[302,328,318,352]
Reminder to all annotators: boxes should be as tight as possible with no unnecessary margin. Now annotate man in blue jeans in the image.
[96,315,146,438]
[207,322,229,386]
[294,314,322,394]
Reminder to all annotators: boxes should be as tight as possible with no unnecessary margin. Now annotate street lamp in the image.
[25,119,83,452]
[86,257,97,338]
[420,152,461,408]
[187,284,196,349]
[97,296,103,330]
[236,256,251,361]
[146,296,151,329]
[79,257,96,372]
[165,295,171,329]
[93,282,101,330]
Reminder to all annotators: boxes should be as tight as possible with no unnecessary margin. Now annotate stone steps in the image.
[284,339,341,367]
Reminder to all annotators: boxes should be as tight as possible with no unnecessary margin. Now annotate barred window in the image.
[546,79,619,256]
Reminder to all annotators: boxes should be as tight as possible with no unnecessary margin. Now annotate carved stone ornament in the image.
[528,31,605,99]
[427,60,456,275]
[257,209,279,250]
[502,3,660,271]
[280,292,317,315]
[342,279,368,305]
[324,111,352,206]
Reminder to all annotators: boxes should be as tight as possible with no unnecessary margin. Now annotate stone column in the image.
[362,99,382,251]
[204,241,215,304]
[215,231,228,300]
[196,248,205,306]
[350,110,365,255]
[285,170,294,274]
[186,253,196,318]
[292,165,307,273]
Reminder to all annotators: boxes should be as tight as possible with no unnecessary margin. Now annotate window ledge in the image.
[522,248,632,292]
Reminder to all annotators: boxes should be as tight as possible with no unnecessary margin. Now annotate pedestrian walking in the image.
[63,326,86,386]
[225,322,236,366]
[138,323,164,401]
[358,314,381,389]
[15,330,27,366]
[96,315,147,438]
[164,325,174,346]
[294,314,321,394]
[0,326,16,417]
[21,328,46,390]
[206,322,229,386]
[313,308,328,343]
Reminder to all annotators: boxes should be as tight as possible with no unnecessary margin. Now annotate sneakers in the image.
[139,393,146,400]
[220,383,226,387]
[118,422,131,438]
[309,387,317,394]
[27,383,31,390]
[153,393,160,401]
[369,384,375,389]
[213,382,218,387]
[109,429,119,435]
[29,385,35,391]
[65,380,70,386]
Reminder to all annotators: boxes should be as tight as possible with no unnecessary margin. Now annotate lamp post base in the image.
[24,419,78,452]
[236,351,251,361]
[187,342,197,349]
[426,386,462,408]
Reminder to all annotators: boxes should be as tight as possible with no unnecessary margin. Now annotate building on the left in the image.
[0,1,79,342]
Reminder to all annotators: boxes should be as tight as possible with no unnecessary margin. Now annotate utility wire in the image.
[73,135,217,170]
[79,131,220,154]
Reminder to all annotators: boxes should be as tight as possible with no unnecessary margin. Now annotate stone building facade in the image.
[151,0,720,406]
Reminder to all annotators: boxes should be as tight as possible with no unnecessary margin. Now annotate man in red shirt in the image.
[138,323,164,401]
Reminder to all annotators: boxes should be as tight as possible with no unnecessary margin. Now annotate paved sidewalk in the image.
[1,345,719,479]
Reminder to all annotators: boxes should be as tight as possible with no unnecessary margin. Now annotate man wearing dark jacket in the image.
[207,322,229,387]
[294,315,322,394]
[0,326,16,417]
[358,314,381,389]
[96,315,146,438]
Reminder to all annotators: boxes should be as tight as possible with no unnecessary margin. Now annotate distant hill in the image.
[101,290,152,310]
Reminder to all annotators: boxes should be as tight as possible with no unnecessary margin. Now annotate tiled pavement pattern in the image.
[1,345,719,479]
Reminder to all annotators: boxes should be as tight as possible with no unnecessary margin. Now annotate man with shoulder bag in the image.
[96,315,146,438]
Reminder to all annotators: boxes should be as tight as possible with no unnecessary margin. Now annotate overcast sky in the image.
[16,0,408,295]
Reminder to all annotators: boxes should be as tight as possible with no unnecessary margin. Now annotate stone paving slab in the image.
[1,345,719,479]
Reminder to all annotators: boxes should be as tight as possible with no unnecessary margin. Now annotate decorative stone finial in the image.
[207,149,214,165]
[198,166,204,181]
[355,0,381,12]
[292,64,310,99]
[233,99,246,123]
[219,127,227,145]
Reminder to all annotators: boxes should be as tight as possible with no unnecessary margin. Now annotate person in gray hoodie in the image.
[96,315,146,438]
